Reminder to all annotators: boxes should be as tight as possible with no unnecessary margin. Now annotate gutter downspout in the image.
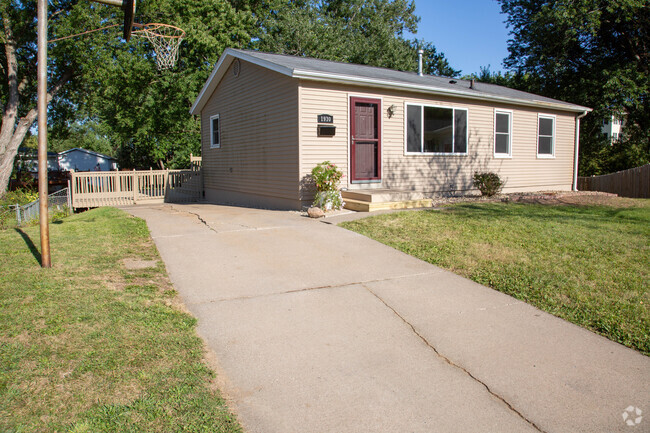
[573,110,589,191]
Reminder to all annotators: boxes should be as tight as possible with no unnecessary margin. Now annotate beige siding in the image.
[201,60,300,207]
[298,81,577,194]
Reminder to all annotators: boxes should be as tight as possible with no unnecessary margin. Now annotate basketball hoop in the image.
[132,23,185,70]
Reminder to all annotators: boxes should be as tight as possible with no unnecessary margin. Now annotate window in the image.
[537,115,555,157]
[494,110,512,157]
[612,132,618,140]
[406,104,467,154]
[210,114,220,148]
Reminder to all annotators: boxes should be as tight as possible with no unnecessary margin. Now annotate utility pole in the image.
[35,0,135,268]
[37,0,51,268]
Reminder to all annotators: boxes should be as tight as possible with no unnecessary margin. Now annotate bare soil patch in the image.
[122,258,159,269]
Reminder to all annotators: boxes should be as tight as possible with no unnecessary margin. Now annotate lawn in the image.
[0,207,241,432]
[341,198,650,355]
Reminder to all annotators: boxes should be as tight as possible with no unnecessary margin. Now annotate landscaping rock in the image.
[307,207,325,218]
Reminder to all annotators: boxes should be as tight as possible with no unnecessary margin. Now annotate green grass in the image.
[341,200,650,355]
[0,207,242,432]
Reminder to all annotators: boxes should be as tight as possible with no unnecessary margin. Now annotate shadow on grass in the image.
[15,228,42,264]
[434,202,650,226]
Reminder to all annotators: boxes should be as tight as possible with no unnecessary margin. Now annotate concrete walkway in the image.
[125,203,648,433]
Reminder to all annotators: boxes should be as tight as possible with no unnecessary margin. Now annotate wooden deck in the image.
[70,169,203,209]
[341,189,433,212]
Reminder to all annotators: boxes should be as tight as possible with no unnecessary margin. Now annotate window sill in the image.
[536,154,555,159]
[404,152,468,157]
[494,154,512,159]
[210,144,221,149]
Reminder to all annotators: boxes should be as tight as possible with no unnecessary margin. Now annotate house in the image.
[58,148,118,172]
[16,148,60,172]
[190,49,591,210]
[601,115,624,144]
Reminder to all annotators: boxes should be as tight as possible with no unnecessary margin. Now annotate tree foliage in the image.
[232,0,459,76]
[63,0,253,169]
[497,0,649,175]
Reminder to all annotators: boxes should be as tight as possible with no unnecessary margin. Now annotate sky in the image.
[406,0,511,76]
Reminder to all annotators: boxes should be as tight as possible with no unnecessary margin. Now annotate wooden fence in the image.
[578,164,649,198]
[70,169,203,209]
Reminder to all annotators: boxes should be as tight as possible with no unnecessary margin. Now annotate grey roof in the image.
[191,48,591,114]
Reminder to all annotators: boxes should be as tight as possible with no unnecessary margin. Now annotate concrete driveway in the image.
[125,203,648,433]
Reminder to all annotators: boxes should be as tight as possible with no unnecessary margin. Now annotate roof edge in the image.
[58,147,116,160]
[191,49,592,115]
[292,70,592,113]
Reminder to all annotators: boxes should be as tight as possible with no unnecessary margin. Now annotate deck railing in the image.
[189,153,202,171]
[70,169,202,208]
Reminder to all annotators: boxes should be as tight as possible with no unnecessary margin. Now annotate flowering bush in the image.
[311,161,344,210]
[311,161,343,192]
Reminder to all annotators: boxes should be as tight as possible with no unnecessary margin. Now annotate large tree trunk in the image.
[0,112,37,193]
[0,12,72,195]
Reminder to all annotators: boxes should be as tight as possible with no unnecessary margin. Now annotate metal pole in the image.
[37,0,51,268]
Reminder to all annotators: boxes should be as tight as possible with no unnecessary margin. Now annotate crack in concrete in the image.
[169,205,256,233]
[186,271,440,305]
[362,284,547,433]
[169,205,293,234]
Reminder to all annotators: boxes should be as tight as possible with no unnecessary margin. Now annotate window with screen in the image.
[537,115,555,157]
[210,114,220,148]
[494,110,511,157]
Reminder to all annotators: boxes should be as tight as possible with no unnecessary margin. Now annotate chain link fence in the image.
[4,188,71,227]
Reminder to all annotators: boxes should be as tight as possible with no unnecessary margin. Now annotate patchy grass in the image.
[341,199,650,355]
[0,207,241,432]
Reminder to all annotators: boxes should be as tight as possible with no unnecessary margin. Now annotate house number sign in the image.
[318,114,334,124]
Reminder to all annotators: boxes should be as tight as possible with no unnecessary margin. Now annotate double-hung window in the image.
[494,110,512,157]
[210,114,221,148]
[537,114,555,157]
[406,104,468,154]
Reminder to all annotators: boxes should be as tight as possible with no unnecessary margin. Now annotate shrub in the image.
[473,172,504,196]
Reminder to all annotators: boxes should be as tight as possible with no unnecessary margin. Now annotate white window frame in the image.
[404,103,469,156]
[494,109,513,158]
[210,114,221,149]
[537,114,555,158]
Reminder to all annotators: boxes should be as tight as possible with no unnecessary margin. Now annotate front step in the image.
[344,198,433,212]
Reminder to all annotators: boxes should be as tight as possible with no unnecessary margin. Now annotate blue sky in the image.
[406,0,511,76]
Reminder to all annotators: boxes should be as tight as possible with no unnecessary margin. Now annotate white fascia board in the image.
[190,48,295,115]
[292,70,592,114]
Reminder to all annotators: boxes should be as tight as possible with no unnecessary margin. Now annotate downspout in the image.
[573,111,589,191]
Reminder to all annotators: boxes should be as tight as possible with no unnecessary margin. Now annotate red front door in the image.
[350,97,381,181]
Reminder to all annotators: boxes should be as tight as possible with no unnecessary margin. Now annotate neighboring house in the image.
[601,115,624,144]
[190,48,591,210]
[58,148,118,172]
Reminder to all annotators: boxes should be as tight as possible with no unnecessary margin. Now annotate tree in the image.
[0,0,79,193]
[497,0,649,175]
[1,0,252,193]
[231,0,458,76]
